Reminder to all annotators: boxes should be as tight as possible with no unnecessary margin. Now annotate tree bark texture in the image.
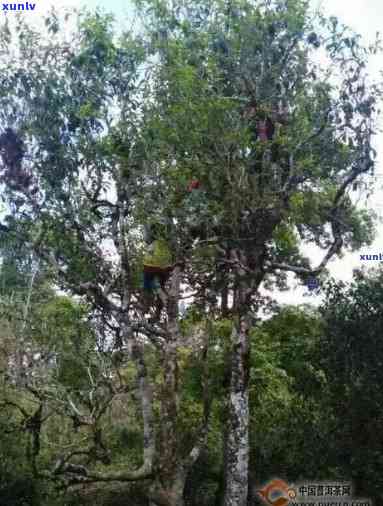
[223,320,250,506]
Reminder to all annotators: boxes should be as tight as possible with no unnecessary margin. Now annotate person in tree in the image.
[187,178,201,191]
[243,100,290,194]
[142,220,174,319]
[0,127,38,196]
[143,237,173,293]
[243,100,275,142]
[256,116,275,142]
[244,99,289,144]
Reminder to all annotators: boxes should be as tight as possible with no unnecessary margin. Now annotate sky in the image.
[3,0,383,302]
[312,0,383,278]
[24,0,129,17]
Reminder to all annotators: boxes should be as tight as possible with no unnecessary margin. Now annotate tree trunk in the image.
[149,336,187,506]
[150,266,186,506]
[131,341,155,473]
[150,266,209,506]
[223,320,251,506]
[158,339,180,475]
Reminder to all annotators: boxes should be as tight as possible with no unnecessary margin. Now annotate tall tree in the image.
[0,1,381,505]
[132,1,381,504]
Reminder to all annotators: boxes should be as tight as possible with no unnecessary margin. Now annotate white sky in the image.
[3,0,383,303]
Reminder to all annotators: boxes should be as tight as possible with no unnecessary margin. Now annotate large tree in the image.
[0,1,381,505]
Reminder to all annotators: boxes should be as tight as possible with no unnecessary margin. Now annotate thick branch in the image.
[53,462,153,483]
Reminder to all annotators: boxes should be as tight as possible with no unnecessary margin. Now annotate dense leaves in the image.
[0,1,382,505]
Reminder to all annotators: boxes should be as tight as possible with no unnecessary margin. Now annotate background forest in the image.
[0,1,382,505]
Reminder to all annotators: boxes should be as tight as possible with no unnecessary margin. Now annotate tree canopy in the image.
[0,1,382,505]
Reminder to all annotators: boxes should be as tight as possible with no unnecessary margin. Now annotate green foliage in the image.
[0,405,42,506]
[318,269,383,500]
[0,1,382,504]
[247,306,331,483]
